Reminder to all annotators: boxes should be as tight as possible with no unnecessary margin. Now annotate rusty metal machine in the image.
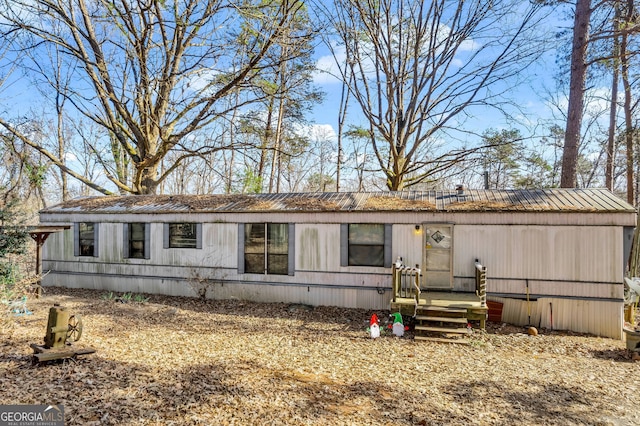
[31,304,94,363]
[43,305,83,348]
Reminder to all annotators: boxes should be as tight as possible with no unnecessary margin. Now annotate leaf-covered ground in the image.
[1,287,638,425]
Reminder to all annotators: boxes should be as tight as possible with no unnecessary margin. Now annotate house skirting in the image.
[41,272,624,339]
[42,271,390,311]
[488,296,623,339]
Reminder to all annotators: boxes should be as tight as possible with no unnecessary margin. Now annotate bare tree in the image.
[343,126,383,191]
[0,0,306,195]
[302,125,337,192]
[321,0,552,190]
[20,35,80,201]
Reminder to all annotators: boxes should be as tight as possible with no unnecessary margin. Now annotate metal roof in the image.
[40,189,635,214]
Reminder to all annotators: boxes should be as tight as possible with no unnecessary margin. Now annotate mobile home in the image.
[38,189,635,339]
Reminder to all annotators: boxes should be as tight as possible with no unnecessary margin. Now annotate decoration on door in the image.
[431,230,445,244]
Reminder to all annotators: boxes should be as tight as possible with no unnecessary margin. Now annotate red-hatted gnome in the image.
[369,313,380,339]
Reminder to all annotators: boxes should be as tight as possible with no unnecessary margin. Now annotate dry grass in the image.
[53,194,342,212]
[58,194,258,211]
[445,201,552,211]
[444,201,597,212]
[1,287,639,425]
[362,196,436,211]
[282,197,341,211]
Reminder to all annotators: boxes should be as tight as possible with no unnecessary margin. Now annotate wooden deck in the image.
[391,291,488,330]
[394,291,483,308]
[390,263,489,341]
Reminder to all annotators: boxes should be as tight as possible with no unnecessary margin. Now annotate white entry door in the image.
[423,224,453,289]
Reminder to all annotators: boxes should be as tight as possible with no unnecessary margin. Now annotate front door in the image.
[423,224,453,289]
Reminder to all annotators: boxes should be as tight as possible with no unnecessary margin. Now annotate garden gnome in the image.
[391,312,405,337]
[369,313,380,339]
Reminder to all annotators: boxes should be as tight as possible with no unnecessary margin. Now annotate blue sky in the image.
[0,5,571,147]
[3,1,615,193]
[305,5,575,149]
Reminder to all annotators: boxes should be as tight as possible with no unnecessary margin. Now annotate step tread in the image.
[416,306,468,314]
[415,325,470,334]
[415,316,468,324]
[414,336,470,345]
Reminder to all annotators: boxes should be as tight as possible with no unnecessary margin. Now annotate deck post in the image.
[392,264,398,303]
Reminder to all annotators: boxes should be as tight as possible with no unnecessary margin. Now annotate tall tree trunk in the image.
[226,91,241,194]
[621,0,634,204]
[336,77,350,193]
[561,0,591,188]
[271,93,286,193]
[606,6,620,191]
[269,39,289,194]
[259,101,275,191]
[56,95,68,201]
[138,166,159,194]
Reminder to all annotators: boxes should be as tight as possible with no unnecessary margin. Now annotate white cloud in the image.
[546,86,616,119]
[294,122,337,141]
[309,124,337,141]
[313,44,345,84]
[186,69,221,93]
[458,38,482,52]
[314,23,482,83]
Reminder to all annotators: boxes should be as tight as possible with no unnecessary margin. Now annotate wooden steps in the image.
[417,306,467,314]
[413,305,471,344]
[415,325,469,334]
[414,336,470,345]
[390,290,488,344]
[414,316,468,324]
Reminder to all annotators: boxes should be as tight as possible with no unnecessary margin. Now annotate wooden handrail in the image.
[475,260,487,308]
[392,263,421,313]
